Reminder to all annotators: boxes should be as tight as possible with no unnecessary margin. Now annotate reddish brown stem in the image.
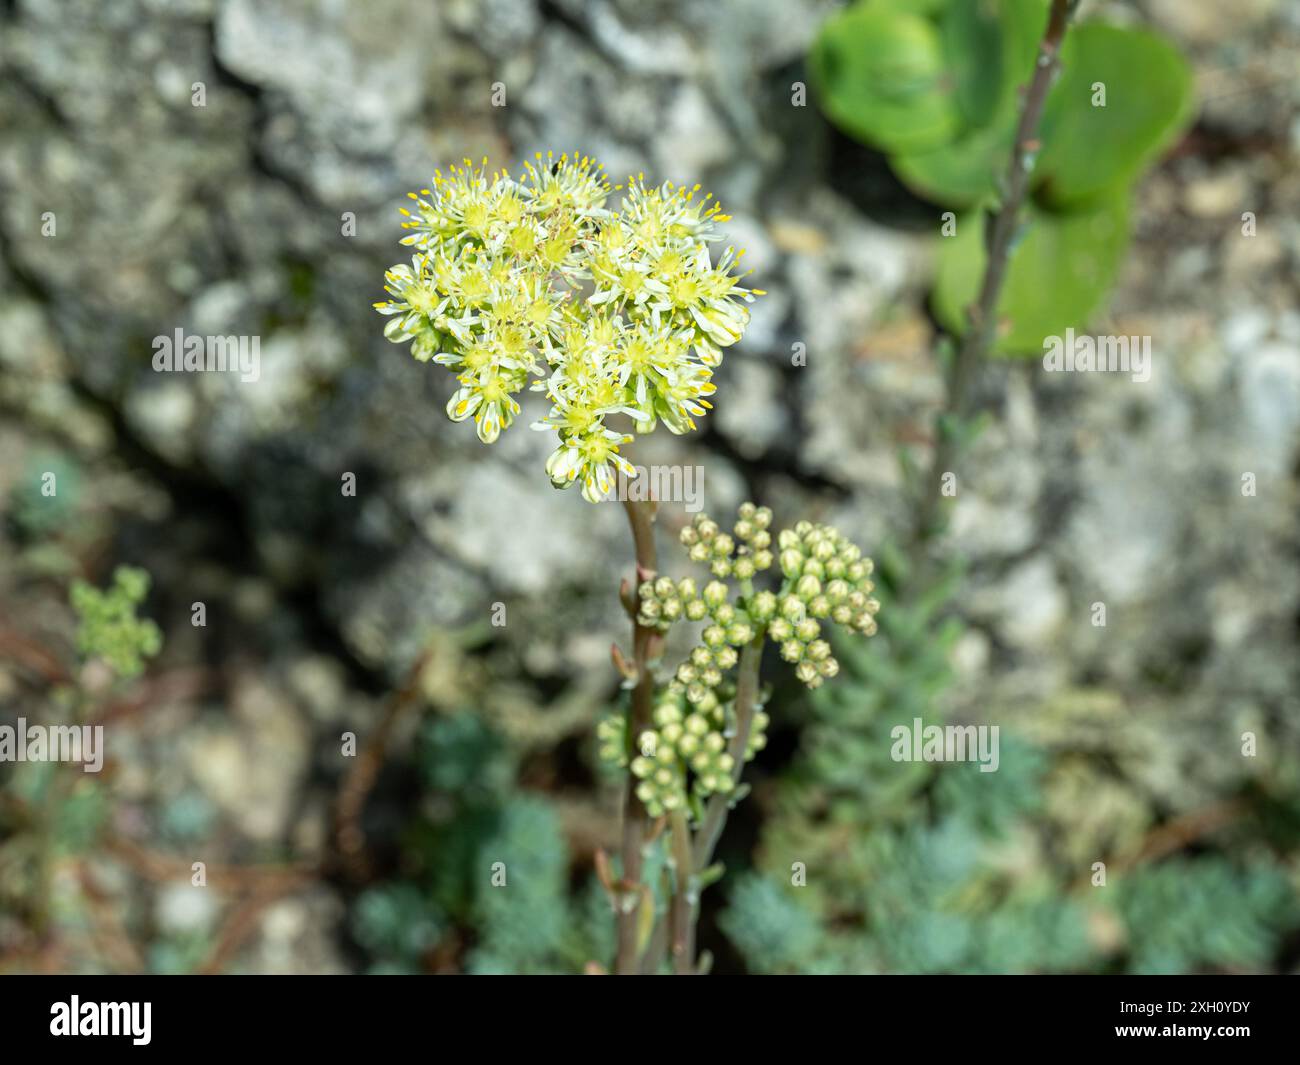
[614,497,658,974]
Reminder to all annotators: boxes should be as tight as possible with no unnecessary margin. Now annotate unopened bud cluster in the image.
[767,519,879,689]
[604,503,877,821]
[677,502,774,579]
[625,683,772,817]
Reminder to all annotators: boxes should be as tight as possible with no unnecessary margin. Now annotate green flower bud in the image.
[737,501,757,522]
[847,561,867,582]
[697,518,719,542]
[733,556,756,581]
[703,581,728,608]
[750,590,777,622]
[753,549,774,570]
[703,624,727,647]
[654,576,675,598]
[689,542,711,563]
[818,656,840,678]
[779,595,806,622]
[752,529,771,550]
[713,533,735,557]
[677,577,698,600]
[779,549,804,579]
[754,506,773,529]
[808,595,830,618]
[691,646,712,668]
[795,574,822,600]
[714,645,738,669]
[713,602,737,625]
[806,639,832,661]
[661,597,682,620]
[795,617,821,643]
[826,559,846,580]
[733,519,754,542]
[685,599,709,621]
[701,667,722,687]
[676,663,698,684]
[680,526,699,547]
[704,731,726,753]
[726,622,754,646]
[794,520,812,537]
[655,702,682,726]
[777,529,800,551]
[780,639,803,663]
[794,660,819,686]
[711,558,732,578]
[686,713,710,736]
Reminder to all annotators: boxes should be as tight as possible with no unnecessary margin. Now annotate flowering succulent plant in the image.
[378,153,875,975]
[375,152,761,502]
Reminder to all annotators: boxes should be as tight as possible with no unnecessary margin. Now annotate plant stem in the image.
[615,497,658,975]
[668,809,695,974]
[649,634,764,974]
[913,0,1073,546]
[692,634,764,870]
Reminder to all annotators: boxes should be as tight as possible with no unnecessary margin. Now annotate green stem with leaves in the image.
[913,0,1073,548]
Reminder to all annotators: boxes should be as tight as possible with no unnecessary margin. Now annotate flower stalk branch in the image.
[615,496,659,974]
[599,509,879,974]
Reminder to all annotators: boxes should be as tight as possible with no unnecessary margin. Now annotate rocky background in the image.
[0,0,1297,972]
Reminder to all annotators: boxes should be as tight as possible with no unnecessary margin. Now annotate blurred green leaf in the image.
[891,121,1015,208]
[891,0,1046,206]
[1034,23,1195,209]
[810,3,961,155]
[933,192,1130,354]
[940,0,1009,128]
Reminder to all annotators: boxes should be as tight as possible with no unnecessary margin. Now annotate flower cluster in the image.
[599,503,877,821]
[767,520,879,689]
[622,682,771,818]
[375,153,760,502]
[678,502,774,578]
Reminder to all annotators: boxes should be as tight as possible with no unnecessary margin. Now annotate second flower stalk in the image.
[605,498,881,973]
